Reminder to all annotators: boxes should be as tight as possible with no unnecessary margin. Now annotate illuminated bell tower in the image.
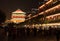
[11,9,26,23]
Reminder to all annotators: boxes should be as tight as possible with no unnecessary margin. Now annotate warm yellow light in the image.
[38,0,53,9]
[33,15,38,18]
[39,4,60,15]
[46,13,60,18]
[11,19,25,23]
[46,0,52,4]
[45,4,60,12]
[39,12,44,15]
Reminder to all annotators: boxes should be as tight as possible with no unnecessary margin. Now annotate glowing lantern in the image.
[11,9,26,23]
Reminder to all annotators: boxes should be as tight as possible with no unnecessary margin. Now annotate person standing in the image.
[26,27,30,36]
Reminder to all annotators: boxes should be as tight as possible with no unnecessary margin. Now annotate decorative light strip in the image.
[46,13,60,18]
[38,0,53,10]
[39,4,60,15]
[26,1,60,21]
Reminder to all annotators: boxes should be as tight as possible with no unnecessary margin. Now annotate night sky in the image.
[0,0,44,19]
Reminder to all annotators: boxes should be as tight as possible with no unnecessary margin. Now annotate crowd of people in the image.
[4,25,60,37]
[0,24,60,41]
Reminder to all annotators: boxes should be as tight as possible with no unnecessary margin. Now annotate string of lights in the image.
[26,4,60,21]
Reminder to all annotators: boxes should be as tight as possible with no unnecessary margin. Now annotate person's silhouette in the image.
[56,28,60,41]
[26,27,30,36]
[33,27,37,36]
